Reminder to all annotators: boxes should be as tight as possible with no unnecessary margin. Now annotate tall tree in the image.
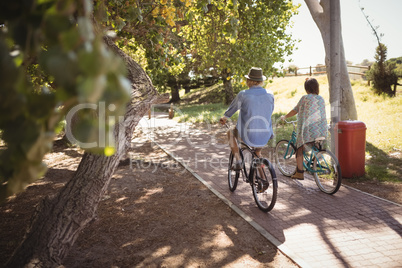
[183,0,297,104]
[103,0,192,102]
[5,35,168,268]
[304,0,358,121]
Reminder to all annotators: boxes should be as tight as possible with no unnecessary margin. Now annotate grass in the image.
[174,76,402,183]
[174,83,240,124]
[175,103,232,124]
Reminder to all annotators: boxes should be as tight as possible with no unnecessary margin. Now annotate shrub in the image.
[366,44,398,97]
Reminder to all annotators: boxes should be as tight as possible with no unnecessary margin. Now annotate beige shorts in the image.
[228,127,262,156]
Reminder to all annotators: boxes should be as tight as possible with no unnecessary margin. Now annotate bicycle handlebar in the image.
[283,118,297,124]
[283,118,332,130]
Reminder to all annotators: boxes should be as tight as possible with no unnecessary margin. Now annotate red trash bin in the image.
[335,121,367,178]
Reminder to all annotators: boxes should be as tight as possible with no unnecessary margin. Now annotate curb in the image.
[342,184,402,207]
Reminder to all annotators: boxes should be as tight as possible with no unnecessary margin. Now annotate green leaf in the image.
[77,17,95,42]
[104,146,115,156]
[116,17,126,31]
[96,1,109,22]
[60,28,81,51]
[77,75,107,103]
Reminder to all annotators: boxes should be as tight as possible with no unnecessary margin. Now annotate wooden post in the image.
[309,66,312,76]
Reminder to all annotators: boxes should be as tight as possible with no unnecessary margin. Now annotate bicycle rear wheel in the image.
[228,151,240,192]
[250,158,277,212]
[313,150,342,194]
[275,140,297,176]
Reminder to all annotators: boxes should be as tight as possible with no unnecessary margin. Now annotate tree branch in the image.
[305,0,325,29]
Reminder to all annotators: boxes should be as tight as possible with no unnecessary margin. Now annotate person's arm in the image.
[281,95,303,121]
[220,91,242,124]
[281,109,297,120]
[219,116,229,125]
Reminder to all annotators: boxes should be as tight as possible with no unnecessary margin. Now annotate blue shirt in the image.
[224,86,274,147]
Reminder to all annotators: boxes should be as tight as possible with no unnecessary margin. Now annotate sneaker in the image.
[291,171,304,180]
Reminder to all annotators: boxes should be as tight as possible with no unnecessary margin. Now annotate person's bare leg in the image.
[296,146,303,171]
[291,146,304,180]
[227,129,241,161]
[254,148,262,158]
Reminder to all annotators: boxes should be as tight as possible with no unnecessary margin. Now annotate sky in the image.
[283,0,402,68]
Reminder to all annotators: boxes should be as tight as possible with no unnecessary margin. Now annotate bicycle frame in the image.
[239,141,264,182]
[224,123,273,180]
[239,141,259,159]
[224,122,278,211]
[276,118,341,194]
[283,130,297,160]
[282,122,330,175]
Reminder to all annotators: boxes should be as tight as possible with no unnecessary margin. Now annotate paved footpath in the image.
[133,114,402,268]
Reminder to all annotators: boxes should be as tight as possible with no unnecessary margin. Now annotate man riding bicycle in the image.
[219,67,275,170]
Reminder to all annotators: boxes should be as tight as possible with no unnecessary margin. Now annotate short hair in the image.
[247,79,263,87]
[304,78,319,95]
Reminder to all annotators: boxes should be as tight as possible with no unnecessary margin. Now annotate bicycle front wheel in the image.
[275,140,297,177]
[313,150,342,194]
[228,152,240,192]
[251,158,278,212]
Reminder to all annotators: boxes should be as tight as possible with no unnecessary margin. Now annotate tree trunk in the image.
[393,83,398,97]
[221,69,234,105]
[170,83,181,103]
[184,86,190,94]
[5,36,169,268]
[305,0,358,121]
[167,76,181,103]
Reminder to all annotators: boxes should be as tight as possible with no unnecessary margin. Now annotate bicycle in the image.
[225,124,278,212]
[275,119,342,195]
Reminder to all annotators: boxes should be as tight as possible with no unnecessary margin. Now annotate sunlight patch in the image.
[227,224,238,235]
[121,238,145,248]
[135,187,164,203]
[202,229,234,249]
[115,196,128,203]
[152,246,171,258]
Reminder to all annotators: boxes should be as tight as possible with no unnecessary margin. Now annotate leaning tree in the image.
[305,0,358,121]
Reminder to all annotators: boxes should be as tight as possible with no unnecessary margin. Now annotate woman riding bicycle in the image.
[280,78,327,180]
[219,67,275,170]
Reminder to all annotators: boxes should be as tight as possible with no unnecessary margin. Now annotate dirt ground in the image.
[0,137,298,267]
[1,124,401,267]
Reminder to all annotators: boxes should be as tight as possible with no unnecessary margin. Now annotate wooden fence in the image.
[284,64,371,84]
